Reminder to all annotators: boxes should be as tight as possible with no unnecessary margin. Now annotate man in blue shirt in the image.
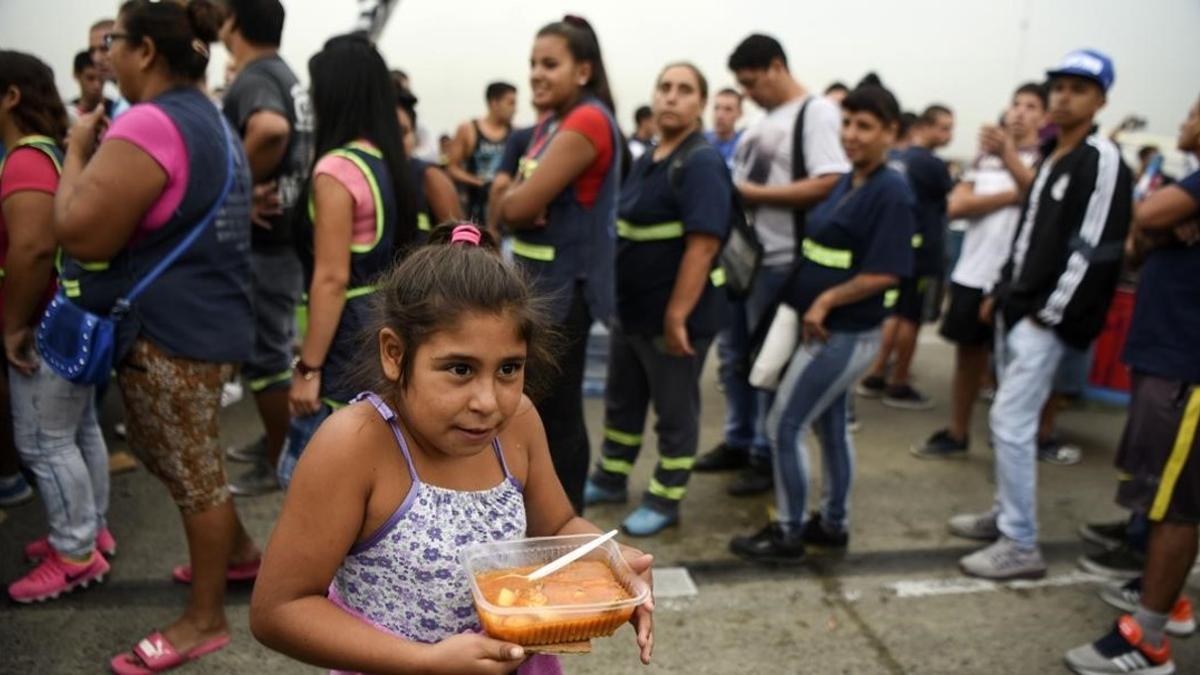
[703,88,744,169]
[1065,95,1200,675]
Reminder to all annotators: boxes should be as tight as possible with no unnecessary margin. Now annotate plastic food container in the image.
[462,534,651,646]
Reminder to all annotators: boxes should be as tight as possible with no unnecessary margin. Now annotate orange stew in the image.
[476,560,631,608]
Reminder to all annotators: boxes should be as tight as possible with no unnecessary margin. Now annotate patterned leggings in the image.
[118,338,235,514]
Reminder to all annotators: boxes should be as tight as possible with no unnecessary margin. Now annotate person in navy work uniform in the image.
[583,62,731,536]
[497,15,622,514]
[393,85,462,237]
[730,83,914,564]
[1065,93,1200,675]
[858,104,954,410]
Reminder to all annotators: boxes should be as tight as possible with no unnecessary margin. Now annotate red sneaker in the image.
[24,527,117,562]
[7,550,110,603]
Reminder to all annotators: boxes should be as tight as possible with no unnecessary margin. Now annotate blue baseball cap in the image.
[1046,49,1115,93]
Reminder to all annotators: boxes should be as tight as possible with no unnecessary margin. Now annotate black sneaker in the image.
[911,428,969,459]
[855,375,887,398]
[694,442,750,473]
[882,384,934,410]
[801,512,848,548]
[1078,544,1145,580]
[1037,437,1082,465]
[727,461,773,497]
[729,522,806,565]
[1079,519,1129,551]
[228,461,280,496]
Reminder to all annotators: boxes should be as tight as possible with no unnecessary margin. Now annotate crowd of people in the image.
[0,1,1198,674]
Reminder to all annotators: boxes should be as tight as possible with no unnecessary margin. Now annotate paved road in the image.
[3,329,1197,674]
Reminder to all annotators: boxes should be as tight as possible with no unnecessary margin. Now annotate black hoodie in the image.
[995,128,1132,349]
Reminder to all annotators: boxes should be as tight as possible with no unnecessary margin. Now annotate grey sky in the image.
[2,0,1197,163]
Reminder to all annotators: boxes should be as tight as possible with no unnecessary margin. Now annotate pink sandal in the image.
[109,631,229,674]
[171,558,260,584]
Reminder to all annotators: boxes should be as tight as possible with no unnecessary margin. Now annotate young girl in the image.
[496,15,622,513]
[583,63,731,536]
[251,223,654,674]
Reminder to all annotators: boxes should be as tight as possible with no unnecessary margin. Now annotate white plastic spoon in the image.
[525,529,620,582]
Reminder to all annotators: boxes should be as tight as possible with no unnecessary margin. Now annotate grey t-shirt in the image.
[732,95,850,266]
[222,54,313,249]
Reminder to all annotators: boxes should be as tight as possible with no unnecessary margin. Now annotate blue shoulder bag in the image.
[35,123,236,386]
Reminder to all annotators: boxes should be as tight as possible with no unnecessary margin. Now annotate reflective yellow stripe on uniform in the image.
[296,286,376,337]
[249,370,292,393]
[648,479,686,501]
[604,427,642,447]
[659,456,695,471]
[710,267,726,287]
[616,219,684,242]
[518,157,539,181]
[78,261,110,271]
[1150,388,1200,521]
[511,238,555,262]
[911,233,924,248]
[883,288,899,308]
[417,213,431,231]
[600,457,634,475]
[61,279,81,298]
[802,238,852,269]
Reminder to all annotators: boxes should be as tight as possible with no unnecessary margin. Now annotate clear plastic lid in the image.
[462,534,651,617]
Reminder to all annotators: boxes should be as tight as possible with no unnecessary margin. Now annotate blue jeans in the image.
[990,317,1067,548]
[277,404,333,489]
[717,264,793,461]
[8,363,108,558]
[767,329,880,534]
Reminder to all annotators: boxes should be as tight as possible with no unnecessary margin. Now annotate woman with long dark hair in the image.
[49,1,258,670]
[282,33,418,482]
[497,15,622,513]
[0,50,116,604]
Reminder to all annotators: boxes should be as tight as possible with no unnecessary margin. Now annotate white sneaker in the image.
[959,537,1046,580]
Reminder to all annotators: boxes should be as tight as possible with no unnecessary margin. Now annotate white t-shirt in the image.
[950,147,1040,291]
[732,95,849,266]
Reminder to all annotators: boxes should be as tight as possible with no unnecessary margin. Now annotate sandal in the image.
[171,558,260,584]
[110,630,230,674]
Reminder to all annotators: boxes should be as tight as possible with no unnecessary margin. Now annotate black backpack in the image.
[666,134,756,297]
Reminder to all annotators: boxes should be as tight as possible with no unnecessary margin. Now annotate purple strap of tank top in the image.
[353,391,513,481]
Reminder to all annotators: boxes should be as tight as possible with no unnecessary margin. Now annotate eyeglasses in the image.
[102,32,131,50]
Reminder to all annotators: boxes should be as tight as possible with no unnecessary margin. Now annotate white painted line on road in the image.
[887,570,1106,599]
[654,567,699,599]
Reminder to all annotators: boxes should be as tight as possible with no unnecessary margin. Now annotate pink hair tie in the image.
[450,224,482,246]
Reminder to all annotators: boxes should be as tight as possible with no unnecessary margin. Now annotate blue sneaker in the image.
[621,505,679,537]
[583,478,627,506]
[0,473,34,507]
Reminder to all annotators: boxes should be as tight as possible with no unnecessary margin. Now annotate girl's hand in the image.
[288,372,322,417]
[621,547,655,665]
[66,104,109,159]
[424,633,528,674]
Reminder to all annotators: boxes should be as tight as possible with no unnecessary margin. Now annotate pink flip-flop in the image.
[171,558,260,584]
[110,630,230,674]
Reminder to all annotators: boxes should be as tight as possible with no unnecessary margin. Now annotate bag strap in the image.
[790,97,812,254]
[666,133,712,194]
[113,120,237,317]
